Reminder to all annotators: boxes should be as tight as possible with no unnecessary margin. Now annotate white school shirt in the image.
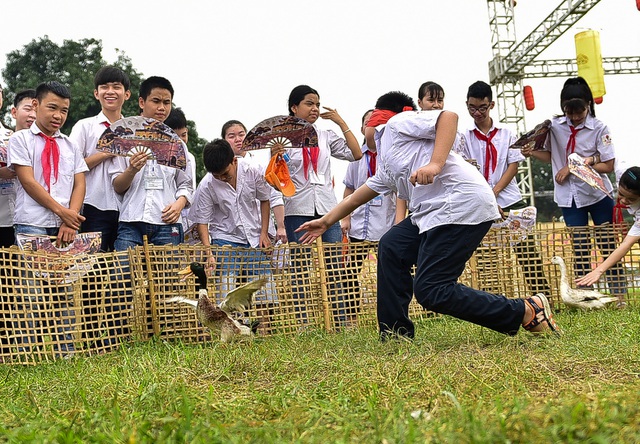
[109,156,193,225]
[283,125,356,216]
[237,154,284,238]
[69,111,120,211]
[343,144,396,241]
[0,124,15,227]
[462,123,524,208]
[543,114,615,208]
[188,162,272,247]
[626,201,640,237]
[366,110,500,234]
[8,126,89,228]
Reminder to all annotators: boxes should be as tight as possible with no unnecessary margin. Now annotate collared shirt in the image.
[366,110,500,234]
[238,154,283,238]
[627,201,640,237]
[283,125,356,216]
[109,156,193,225]
[69,111,120,211]
[8,125,89,227]
[188,162,272,247]
[0,124,15,227]
[462,123,524,208]
[343,144,396,240]
[544,114,615,208]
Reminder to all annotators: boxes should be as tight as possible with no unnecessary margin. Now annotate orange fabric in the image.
[265,154,296,197]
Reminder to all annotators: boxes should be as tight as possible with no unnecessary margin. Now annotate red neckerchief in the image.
[38,132,60,192]
[303,146,320,180]
[102,121,110,128]
[472,128,499,180]
[366,151,377,177]
[566,125,583,158]
[613,198,629,226]
[365,106,414,127]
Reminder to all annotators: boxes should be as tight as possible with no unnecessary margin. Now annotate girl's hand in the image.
[575,269,603,287]
[270,142,285,158]
[320,106,345,126]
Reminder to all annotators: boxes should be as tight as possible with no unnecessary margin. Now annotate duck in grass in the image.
[550,256,618,310]
[167,262,267,342]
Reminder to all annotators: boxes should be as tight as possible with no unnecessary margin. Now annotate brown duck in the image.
[167,262,267,342]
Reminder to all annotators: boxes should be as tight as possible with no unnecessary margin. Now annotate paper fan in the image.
[241,115,318,152]
[16,232,102,284]
[97,116,186,170]
[0,126,13,166]
[567,153,612,198]
[510,119,551,151]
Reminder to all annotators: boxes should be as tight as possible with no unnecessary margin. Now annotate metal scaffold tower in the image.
[486,0,640,204]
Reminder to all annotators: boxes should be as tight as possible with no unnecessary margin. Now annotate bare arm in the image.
[340,186,355,236]
[296,184,379,243]
[57,172,86,245]
[272,204,287,243]
[259,200,271,248]
[410,110,458,185]
[85,151,116,170]
[493,162,519,197]
[113,151,147,194]
[575,234,640,286]
[395,198,407,224]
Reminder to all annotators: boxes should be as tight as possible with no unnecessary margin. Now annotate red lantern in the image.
[637,0,640,11]
[523,85,535,111]
[594,97,603,104]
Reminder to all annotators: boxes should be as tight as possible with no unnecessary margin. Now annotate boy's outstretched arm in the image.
[296,184,379,243]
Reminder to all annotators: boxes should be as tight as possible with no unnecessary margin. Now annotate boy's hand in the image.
[410,163,442,185]
[555,165,570,184]
[58,208,85,231]
[0,166,16,180]
[295,218,329,244]
[275,226,288,244]
[259,233,272,248]
[56,223,77,247]
[128,151,149,172]
[270,142,285,158]
[161,201,185,224]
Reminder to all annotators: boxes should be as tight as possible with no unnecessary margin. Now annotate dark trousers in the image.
[377,218,525,339]
[0,226,15,248]
[80,204,119,253]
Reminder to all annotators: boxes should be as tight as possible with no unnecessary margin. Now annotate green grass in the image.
[1,307,640,443]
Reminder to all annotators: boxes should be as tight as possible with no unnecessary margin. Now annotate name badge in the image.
[145,177,164,190]
[369,195,383,207]
[0,180,13,195]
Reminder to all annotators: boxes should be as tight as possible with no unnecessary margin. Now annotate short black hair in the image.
[94,66,131,90]
[418,81,445,101]
[139,76,174,101]
[620,167,640,194]
[221,120,247,138]
[13,89,36,107]
[467,81,492,101]
[203,138,235,173]
[165,107,188,131]
[374,91,416,112]
[35,81,71,102]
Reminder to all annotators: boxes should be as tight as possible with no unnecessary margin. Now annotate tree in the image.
[1,36,207,182]
[1,36,144,134]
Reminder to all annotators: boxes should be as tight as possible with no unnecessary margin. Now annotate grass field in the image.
[1,306,639,443]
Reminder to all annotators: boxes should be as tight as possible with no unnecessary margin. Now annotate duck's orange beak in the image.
[177,265,194,279]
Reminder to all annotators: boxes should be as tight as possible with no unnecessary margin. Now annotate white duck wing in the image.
[219,278,268,314]
[166,296,198,308]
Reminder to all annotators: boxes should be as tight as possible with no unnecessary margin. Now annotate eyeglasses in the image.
[467,104,490,114]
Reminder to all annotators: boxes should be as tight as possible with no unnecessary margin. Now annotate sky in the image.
[1,0,639,198]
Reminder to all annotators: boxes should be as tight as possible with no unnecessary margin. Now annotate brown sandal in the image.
[523,293,561,335]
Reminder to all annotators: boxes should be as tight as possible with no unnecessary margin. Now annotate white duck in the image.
[550,256,618,310]
[167,262,267,342]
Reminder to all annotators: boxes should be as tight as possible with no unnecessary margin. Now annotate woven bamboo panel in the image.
[1,222,638,364]
[0,247,132,364]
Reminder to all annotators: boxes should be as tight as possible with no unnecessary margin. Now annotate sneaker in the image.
[523,293,561,335]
